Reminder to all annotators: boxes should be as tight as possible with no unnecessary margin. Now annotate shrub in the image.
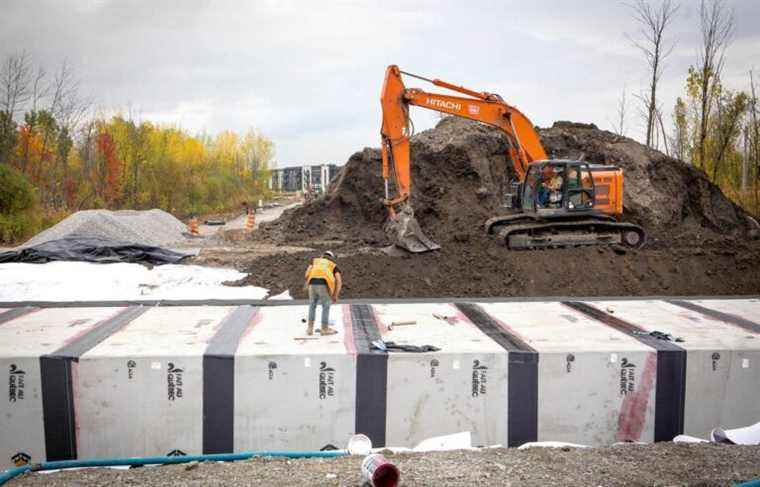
[0,164,40,244]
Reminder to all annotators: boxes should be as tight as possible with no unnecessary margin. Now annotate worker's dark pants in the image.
[307,284,332,326]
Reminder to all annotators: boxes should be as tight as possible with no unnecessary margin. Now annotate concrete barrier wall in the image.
[1,298,758,469]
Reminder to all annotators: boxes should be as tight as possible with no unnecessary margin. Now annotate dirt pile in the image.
[261,118,754,248]
[259,117,519,247]
[242,118,760,299]
[541,121,752,243]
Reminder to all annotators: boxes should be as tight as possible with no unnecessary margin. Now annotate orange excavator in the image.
[380,65,645,252]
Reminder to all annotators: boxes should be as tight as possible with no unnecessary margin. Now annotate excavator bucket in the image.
[385,205,441,253]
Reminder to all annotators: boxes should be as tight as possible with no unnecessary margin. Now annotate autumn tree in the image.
[0,51,275,243]
[96,130,123,205]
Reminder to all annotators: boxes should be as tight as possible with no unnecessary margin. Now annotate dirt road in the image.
[196,201,301,237]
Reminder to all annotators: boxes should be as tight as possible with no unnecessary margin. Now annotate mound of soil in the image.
[258,117,518,247]
[243,118,760,299]
[261,118,753,248]
[541,121,752,243]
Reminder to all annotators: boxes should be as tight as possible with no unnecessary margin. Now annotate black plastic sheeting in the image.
[0,235,191,265]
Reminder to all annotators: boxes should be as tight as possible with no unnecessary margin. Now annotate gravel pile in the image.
[21,209,188,248]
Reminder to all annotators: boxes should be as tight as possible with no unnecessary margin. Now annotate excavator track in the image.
[492,218,646,250]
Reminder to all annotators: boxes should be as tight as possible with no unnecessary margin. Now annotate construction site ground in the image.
[185,119,760,299]
[189,200,760,299]
[217,228,760,299]
[10,444,760,486]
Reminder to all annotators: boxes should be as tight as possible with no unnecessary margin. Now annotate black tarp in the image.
[0,235,191,265]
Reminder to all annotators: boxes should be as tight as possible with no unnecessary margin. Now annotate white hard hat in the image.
[323,251,335,260]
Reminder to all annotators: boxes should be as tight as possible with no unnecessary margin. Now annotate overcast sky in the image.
[2,0,759,167]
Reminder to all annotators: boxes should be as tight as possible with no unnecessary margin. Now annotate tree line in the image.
[0,52,273,244]
[621,0,760,216]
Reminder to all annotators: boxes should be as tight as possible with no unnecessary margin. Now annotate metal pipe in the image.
[399,70,434,84]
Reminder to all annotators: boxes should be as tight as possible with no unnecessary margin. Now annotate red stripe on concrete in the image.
[617,352,657,442]
[235,310,264,351]
[0,306,41,326]
[464,306,533,350]
[341,304,357,355]
[371,306,390,336]
[447,303,473,327]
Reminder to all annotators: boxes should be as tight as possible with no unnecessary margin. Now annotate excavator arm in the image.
[380,65,547,251]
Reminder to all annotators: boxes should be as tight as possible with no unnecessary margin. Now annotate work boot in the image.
[320,325,337,336]
[306,322,314,336]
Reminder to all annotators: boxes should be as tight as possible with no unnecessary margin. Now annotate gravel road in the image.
[9,444,760,486]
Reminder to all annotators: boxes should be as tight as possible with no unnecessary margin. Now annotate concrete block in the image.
[477,301,657,446]
[371,303,508,448]
[0,307,126,469]
[234,304,356,451]
[76,306,236,459]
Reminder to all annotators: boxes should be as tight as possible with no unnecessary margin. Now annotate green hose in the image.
[0,450,347,485]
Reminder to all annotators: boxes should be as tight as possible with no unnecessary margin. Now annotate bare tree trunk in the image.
[696,0,734,169]
[31,67,47,112]
[744,127,751,190]
[750,71,760,182]
[656,107,670,156]
[613,86,627,136]
[0,52,32,166]
[0,51,32,121]
[627,0,679,147]
[49,60,91,134]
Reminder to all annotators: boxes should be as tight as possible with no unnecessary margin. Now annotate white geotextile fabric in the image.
[0,262,267,301]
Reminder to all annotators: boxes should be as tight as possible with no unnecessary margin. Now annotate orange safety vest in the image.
[306,257,337,294]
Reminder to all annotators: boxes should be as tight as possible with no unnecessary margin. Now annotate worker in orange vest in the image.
[304,251,342,336]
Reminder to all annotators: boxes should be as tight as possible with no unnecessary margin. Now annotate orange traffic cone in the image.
[189,217,200,236]
[245,210,255,233]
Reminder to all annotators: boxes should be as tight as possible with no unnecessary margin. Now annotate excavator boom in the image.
[380,65,546,252]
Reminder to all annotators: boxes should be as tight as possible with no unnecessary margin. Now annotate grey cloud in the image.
[1,0,758,166]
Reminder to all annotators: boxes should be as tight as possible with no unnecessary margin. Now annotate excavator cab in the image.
[489,159,645,249]
[519,161,596,214]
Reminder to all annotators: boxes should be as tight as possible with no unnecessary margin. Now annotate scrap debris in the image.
[633,330,685,342]
[388,320,416,330]
[371,340,440,353]
[433,313,458,325]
